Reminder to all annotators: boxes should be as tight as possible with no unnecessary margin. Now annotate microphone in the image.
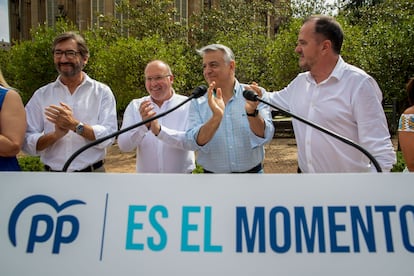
[243,90,259,101]
[243,90,382,172]
[62,85,208,172]
[192,85,209,98]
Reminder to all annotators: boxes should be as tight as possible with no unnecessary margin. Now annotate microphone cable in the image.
[243,90,382,172]
[62,85,207,172]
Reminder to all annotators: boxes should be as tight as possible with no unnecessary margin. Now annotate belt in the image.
[44,160,104,172]
[203,163,263,174]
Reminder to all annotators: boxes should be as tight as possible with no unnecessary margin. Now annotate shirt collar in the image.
[305,55,344,84]
[150,88,176,107]
[233,79,242,96]
[54,72,90,88]
[329,55,345,81]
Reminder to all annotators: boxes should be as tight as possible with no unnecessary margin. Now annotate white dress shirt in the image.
[266,56,396,172]
[117,92,195,173]
[23,73,118,171]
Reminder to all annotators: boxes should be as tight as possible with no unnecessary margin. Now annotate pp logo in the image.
[8,194,86,254]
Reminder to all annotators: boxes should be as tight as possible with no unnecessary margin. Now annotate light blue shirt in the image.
[186,80,275,173]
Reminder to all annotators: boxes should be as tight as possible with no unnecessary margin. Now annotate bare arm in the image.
[0,90,26,156]
[399,131,414,172]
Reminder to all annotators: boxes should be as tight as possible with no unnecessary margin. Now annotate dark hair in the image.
[407,77,414,106]
[52,32,90,58]
[304,15,344,55]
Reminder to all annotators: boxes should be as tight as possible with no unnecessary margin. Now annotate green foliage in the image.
[1,0,413,121]
[192,163,204,174]
[338,0,414,110]
[264,18,302,90]
[87,35,202,112]
[97,0,188,41]
[189,0,287,48]
[291,0,338,18]
[391,151,406,172]
[4,20,78,104]
[0,49,11,80]
[211,31,271,85]
[18,156,44,171]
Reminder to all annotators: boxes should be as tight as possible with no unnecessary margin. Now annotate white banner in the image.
[0,172,413,275]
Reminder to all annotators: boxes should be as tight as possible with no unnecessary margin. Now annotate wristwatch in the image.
[75,122,85,135]
[246,109,259,117]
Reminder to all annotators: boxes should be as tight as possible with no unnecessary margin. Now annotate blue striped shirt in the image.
[186,80,275,173]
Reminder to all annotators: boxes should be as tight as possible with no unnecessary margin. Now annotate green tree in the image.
[87,35,202,113]
[338,0,414,109]
[291,0,338,18]
[264,18,303,91]
[97,0,188,41]
[189,0,290,48]
[4,20,78,103]
[2,0,413,124]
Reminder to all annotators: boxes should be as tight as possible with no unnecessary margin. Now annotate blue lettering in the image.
[125,205,146,250]
[125,205,168,251]
[9,195,85,254]
[148,205,168,251]
[181,206,200,252]
[53,215,80,254]
[234,204,413,254]
[27,214,54,253]
[269,206,290,253]
[203,206,222,252]
[400,205,414,252]
[328,206,350,252]
[295,207,325,253]
[236,207,265,252]
[350,206,375,252]
[375,205,396,252]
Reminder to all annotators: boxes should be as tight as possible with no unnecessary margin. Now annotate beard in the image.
[56,62,84,78]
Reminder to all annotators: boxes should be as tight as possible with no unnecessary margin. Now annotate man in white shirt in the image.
[24,32,118,172]
[117,60,195,173]
[258,15,396,172]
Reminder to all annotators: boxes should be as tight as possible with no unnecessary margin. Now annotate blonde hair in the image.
[0,68,10,88]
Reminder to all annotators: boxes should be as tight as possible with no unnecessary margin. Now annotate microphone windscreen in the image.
[192,85,208,98]
[243,90,258,101]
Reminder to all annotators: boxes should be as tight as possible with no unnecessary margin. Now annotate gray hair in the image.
[196,44,235,64]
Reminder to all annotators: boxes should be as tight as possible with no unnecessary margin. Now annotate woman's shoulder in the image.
[4,89,23,102]
[402,106,414,115]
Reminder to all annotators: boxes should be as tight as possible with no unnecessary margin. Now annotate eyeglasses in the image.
[145,75,171,82]
[53,50,81,59]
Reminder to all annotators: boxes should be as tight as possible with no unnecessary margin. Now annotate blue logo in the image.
[8,194,86,254]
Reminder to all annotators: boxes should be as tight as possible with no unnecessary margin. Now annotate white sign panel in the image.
[0,172,413,275]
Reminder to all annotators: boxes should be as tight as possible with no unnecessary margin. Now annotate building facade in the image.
[8,0,282,42]
[8,0,115,41]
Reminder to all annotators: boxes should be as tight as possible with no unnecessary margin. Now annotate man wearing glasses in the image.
[117,60,195,173]
[23,32,118,172]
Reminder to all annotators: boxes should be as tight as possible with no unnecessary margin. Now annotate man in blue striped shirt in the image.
[186,44,275,173]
